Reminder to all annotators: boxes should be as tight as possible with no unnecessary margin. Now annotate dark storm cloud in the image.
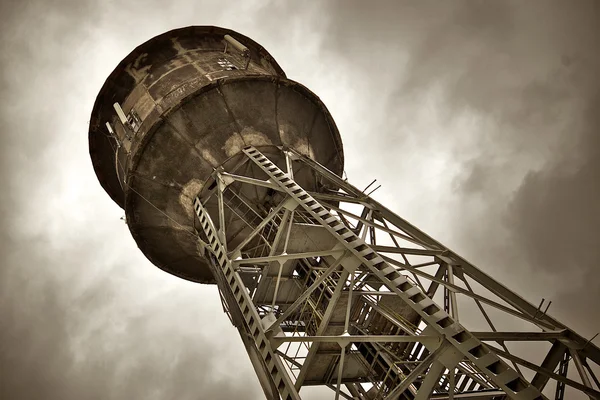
[2,1,599,399]
[509,92,600,276]
[314,0,600,335]
[1,237,254,400]
[507,89,600,329]
[0,1,261,399]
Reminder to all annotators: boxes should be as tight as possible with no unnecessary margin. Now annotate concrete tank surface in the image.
[89,26,344,283]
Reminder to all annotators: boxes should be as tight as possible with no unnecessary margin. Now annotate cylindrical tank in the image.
[89,26,344,283]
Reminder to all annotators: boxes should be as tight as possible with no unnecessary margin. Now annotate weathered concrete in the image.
[89,26,344,283]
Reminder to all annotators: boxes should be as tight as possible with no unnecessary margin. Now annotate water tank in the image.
[89,26,344,283]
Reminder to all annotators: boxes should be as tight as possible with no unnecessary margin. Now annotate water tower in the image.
[89,26,600,400]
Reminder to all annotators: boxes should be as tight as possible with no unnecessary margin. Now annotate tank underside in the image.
[126,77,343,283]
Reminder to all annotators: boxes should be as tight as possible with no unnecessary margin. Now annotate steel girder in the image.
[193,146,600,400]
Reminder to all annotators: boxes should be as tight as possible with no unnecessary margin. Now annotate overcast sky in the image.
[1,1,599,399]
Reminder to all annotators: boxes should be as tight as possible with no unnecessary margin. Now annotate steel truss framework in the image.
[193,146,600,400]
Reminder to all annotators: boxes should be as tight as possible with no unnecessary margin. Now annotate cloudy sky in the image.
[1,1,599,399]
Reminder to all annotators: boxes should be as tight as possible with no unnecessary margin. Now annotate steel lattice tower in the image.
[89,26,600,400]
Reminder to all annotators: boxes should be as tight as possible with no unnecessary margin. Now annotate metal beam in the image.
[323,202,421,245]
[294,270,350,389]
[472,331,566,342]
[228,198,288,256]
[360,296,417,335]
[295,149,586,337]
[427,264,448,298]
[272,334,441,345]
[380,254,557,330]
[266,254,346,331]
[447,265,459,322]
[220,172,284,191]
[373,245,445,257]
[385,341,449,400]
[309,191,371,206]
[415,360,446,400]
[430,391,507,399]
[488,345,600,399]
[583,359,600,391]
[531,342,567,391]
[570,348,595,399]
[234,249,345,265]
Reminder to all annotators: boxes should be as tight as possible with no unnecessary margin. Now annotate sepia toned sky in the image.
[1,1,599,399]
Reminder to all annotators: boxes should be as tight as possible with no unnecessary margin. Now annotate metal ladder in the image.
[242,146,545,400]
[194,196,301,400]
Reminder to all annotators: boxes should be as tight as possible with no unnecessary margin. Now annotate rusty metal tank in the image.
[89,26,344,283]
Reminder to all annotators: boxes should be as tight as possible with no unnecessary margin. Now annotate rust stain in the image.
[179,179,204,219]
